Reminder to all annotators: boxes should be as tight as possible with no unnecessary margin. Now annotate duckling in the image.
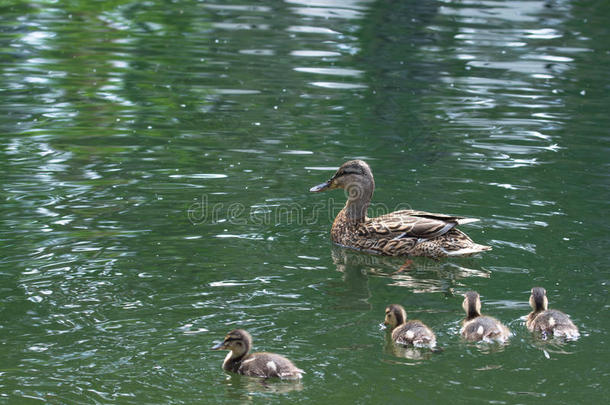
[460,291,510,342]
[384,304,437,348]
[310,160,491,258]
[526,287,579,340]
[211,329,304,379]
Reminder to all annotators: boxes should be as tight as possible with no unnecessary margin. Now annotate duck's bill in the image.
[309,181,331,192]
[211,342,226,350]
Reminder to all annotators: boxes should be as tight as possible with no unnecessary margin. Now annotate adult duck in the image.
[310,160,491,258]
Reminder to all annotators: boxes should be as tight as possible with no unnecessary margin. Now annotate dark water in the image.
[1,0,608,403]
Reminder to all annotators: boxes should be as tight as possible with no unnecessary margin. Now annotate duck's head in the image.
[529,287,548,312]
[309,160,375,201]
[211,329,252,357]
[462,291,482,319]
[384,304,407,329]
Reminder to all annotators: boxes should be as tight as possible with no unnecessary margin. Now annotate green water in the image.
[1,0,608,403]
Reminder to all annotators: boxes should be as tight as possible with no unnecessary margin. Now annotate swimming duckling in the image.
[526,287,579,340]
[460,291,510,343]
[310,160,491,258]
[384,304,437,348]
[211,329,304,379]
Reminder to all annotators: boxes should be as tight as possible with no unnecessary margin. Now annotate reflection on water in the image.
[331,245,489,295]
[218,372,304,397]
[433,0,583,173]
[462,340,510,356]
[382,334,436,362]
[528,337,580,360]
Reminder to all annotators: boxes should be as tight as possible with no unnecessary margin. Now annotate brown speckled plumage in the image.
[384,304,436,348]
[526,287,579,340]
[212,329,304,379]
[460,291,510,343]
[311,160,491,258]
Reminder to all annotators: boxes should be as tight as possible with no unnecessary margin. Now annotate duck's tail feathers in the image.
[456,217,480,225]
[445,244,492,257]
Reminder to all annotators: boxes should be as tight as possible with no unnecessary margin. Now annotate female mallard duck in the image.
[211,329,304,379]
[310,160,491,258]
[461,291,510,342]
[526,287,579,340]
[384,304,437,348]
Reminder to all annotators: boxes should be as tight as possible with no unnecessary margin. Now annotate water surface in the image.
[1,0,608,403]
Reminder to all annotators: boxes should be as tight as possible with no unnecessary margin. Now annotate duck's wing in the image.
[394,210,480,225]
[239,353,303,379]
[358,210,464,240]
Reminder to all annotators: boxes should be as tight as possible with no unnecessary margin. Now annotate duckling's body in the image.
[311,160,490,258]
[462,316,510,342]
[223,351,301,378]
[384,304,436,348]
[526,287,579,340]
[212,329,304,379]
[460,291,510,343]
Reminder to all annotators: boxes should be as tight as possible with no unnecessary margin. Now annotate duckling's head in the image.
[309,160,375,201]
[529,287,548,312]
[462,291,482,319]
[384,304,407,329]
[211,329,252,357]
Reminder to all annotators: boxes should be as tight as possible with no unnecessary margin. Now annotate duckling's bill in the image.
[211,341,226,350]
